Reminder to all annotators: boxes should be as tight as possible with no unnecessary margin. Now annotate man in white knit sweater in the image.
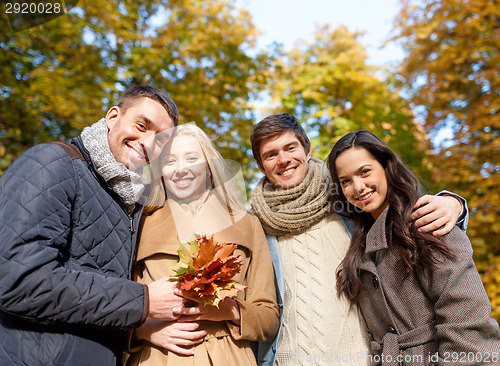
[249,113,467,366]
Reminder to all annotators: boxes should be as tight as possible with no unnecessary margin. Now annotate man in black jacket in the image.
[0,86,197,365]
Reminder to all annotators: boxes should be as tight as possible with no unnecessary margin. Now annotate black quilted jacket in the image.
[0,137,146,366]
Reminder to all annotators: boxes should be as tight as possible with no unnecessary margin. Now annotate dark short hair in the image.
[117,85,179,126]
[250,113,311,168]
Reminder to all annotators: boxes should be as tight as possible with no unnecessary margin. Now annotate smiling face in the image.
[335,147,389,219]
[106,97,174,171]
[161,135,209,201]
[258,131,312,189]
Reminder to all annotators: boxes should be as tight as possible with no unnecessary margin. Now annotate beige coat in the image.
[358,208,500,366]
[127,192,279,366]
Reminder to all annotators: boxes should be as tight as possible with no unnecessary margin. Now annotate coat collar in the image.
[136,191,248,262]
[136,202,180,261]
[357,207,391,274]
[72,136,145,217]
[365,206,391,254]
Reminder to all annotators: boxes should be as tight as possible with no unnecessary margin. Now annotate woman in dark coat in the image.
[327,130,500,366]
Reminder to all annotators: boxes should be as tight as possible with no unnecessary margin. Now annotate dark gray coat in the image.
[359,208,500,366]
[0,138,147,366]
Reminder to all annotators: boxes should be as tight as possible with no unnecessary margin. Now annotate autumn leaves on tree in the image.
[391,0,500,318]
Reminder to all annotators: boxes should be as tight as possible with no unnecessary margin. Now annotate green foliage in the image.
[1,0,269,177]
[0,11,111,171]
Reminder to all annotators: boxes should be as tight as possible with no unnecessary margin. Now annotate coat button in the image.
[372,275,379,288]
[272,346,276,353]
[388,325,397,334]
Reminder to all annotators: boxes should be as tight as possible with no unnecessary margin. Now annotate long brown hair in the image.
[327,130,455,303]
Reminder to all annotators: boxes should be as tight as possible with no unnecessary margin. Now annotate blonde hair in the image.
[144,124,244,215]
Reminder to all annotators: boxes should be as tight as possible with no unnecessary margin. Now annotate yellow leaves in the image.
[480,258,500,320]
[269,24,429,169]
[390,0,500,319]
[1,0,268,179]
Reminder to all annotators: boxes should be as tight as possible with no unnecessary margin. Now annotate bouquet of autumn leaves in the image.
[170,234,247,307]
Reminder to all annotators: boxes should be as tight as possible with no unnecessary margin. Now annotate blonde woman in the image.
[126,124,279,366]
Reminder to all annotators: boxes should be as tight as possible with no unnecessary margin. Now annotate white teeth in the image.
[175,179,192,187]
[128,145,144,159]
[280,168,295,176]
[358,191,373,200]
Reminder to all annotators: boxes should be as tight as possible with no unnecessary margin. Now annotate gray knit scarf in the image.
[80,118,145,214]
[250,157,333,236]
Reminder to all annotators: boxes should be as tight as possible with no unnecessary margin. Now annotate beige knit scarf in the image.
[250,157,332,236]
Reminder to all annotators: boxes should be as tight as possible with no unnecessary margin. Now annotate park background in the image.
[1,0,499,320]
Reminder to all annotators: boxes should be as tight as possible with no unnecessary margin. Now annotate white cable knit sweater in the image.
[275,214,370,366]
